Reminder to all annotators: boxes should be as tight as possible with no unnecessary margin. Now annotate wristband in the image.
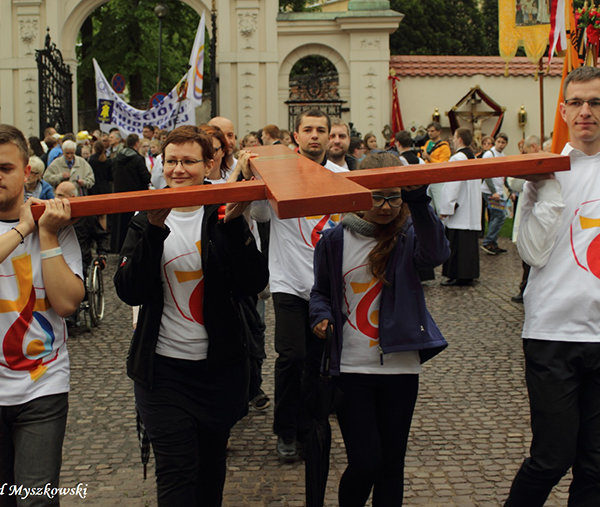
[40,247,63,260]
[11,227,25,244]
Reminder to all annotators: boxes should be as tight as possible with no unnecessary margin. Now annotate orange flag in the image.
[551,0,580,154]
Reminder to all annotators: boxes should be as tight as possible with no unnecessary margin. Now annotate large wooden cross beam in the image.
[31,145,570,220]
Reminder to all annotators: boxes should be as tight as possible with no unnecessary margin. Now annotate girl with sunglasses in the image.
[310,152,449,506]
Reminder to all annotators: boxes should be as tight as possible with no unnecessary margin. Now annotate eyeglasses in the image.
[564,98,600,110]
[164,159,205,169]
[371,194,403,208]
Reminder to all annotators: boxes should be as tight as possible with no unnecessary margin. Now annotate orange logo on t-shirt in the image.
[0,254,55,381]
[345,272,382,346]
[298,214,341,248]
[570,199,600,279]
[165,240,204,324]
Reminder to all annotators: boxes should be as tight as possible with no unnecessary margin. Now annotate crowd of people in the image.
[1,65,599,506]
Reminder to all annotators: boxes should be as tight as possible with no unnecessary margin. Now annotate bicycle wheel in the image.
[88,261,105,326]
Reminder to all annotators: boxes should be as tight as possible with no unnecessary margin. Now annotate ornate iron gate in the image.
[36,30,73,136]
[286,70,347,131]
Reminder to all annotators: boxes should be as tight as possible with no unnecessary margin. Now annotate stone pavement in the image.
[60,237,570,506]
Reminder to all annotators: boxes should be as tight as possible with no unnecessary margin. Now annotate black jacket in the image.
[113,147,150,193]
[113,205,269,389]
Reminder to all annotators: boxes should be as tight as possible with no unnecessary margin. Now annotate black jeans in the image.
[0,393,68,507]
[272,292,323,441]
[506,340,600,506]
[135,355,247,507]
[335,373,419,507]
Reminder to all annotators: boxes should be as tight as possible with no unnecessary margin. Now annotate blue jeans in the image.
[0,393,68,507]
[483,194,506,246]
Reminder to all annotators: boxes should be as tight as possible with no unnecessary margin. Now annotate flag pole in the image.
[539,58,545,142]
[210,0,217,118]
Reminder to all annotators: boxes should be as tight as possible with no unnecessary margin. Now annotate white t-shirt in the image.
[0,222,82,405]
[438,151,482,230]
[251,159,347,300]
[481,147,506,195]
[340,229,421,374]
[520,144,600,343]
[156,207,209,360]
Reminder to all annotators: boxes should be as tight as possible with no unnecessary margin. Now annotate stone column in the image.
[0,0,43,134]
[217,0,279,137]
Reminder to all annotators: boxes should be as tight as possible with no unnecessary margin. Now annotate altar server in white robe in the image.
[439,128,482,286]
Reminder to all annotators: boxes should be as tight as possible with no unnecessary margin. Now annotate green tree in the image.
[481,0,499,55]
[389,0,487,55]
[279,0,307,11]
[77,0,202,113]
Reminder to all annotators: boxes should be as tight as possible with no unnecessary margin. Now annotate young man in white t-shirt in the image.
[252,109,346,460]
[505,66,600,505]
[481,133,508,255]
[0,124,84,500]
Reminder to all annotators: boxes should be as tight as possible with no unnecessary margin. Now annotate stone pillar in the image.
[216,0,279,137]
[0,0,43,134]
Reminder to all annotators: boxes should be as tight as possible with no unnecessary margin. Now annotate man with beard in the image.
[327,122,357,171]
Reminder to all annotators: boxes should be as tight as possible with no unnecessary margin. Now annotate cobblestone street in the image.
[60,237,569,506]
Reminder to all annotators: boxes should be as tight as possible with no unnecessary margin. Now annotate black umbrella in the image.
[135,407,150,480]
[305,325,338,507]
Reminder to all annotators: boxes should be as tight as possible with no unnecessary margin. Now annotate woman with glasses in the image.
[310,152,449,506]
[198,124,230,183]
[114,126,268,506]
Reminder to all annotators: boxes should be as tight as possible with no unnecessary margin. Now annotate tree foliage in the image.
[480,0,499,55]
[279,0,313,12]
[77,0,201,112]
[390,0,495,55]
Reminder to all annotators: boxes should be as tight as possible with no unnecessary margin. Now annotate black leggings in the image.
[336,373,418,507]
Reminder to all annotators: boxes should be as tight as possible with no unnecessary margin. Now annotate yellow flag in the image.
[499,0,551,71]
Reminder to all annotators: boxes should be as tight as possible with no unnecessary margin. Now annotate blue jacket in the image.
[309,188,449,375]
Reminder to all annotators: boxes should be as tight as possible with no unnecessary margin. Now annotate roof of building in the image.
[389,55,563,78]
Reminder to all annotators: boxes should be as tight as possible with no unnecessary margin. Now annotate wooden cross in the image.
[31,145,570,220]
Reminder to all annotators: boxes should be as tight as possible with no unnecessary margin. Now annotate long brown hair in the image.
[359,152,410,283]
[93,140,106,162]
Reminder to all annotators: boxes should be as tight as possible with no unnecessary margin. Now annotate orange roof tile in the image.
[390,55,563,78]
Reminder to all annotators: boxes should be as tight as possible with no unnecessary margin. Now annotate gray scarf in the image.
[341,213,378,238]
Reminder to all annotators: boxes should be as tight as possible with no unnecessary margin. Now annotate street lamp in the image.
[154,3,169,93]
[210,0,217,117]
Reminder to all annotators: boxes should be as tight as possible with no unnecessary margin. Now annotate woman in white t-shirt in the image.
[310,152,448,506]
[114,126,268,506]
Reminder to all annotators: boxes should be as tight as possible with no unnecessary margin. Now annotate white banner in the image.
[187,13,205,107]
[94,58,196,137]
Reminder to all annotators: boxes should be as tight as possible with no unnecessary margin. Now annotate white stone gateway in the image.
[0,0,401,146]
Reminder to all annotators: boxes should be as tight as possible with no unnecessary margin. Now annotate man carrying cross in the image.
[0,124,84,501]
[252,109,346,460]
[505,66,600,505]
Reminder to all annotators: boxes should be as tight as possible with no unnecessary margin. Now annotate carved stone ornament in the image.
[238,12,258,38]
[19,17,39,54]
[360,39,381,49]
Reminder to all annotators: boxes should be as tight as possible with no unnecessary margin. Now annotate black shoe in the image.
[494,245,507,253]
[441,278,457,286]
[511,294,524,303]
[442,278,473,287]
[277,436,297,461]
[250,392,270,411]
[481,244,497,255]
